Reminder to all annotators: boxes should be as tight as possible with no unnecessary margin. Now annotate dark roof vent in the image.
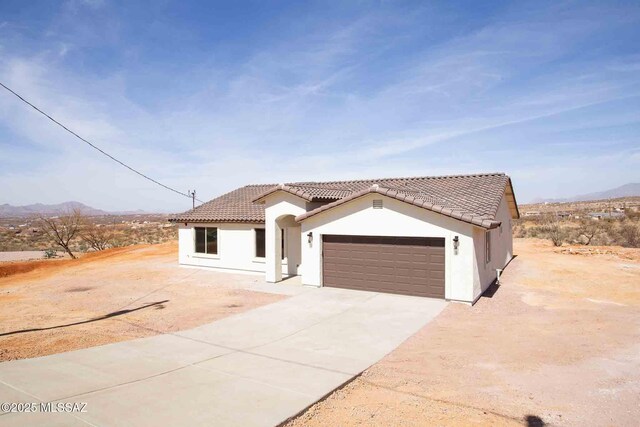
[373,199,383,209]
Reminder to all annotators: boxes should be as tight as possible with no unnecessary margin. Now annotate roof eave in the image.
[506,177,520,219]
[167,218,266,224]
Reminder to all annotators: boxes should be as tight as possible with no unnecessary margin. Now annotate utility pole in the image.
[187,190,196,209]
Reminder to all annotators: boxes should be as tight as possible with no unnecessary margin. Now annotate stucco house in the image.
[169,173,519,304]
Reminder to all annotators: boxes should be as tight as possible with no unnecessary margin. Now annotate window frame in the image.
[253,228,286,260]
[254,228,266,258]
[194,226,218,255]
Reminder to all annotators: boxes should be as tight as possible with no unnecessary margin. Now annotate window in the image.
[254,228,285,259]
[485,230,491,264]
[195,227,217,255]
[255,229,265,258]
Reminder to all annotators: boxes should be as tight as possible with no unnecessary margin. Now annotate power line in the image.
[0,81,204,205]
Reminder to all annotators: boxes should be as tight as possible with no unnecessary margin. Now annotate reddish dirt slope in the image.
[0,242,284,361]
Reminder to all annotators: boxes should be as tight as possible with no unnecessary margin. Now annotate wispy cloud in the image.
[0,1,639,210]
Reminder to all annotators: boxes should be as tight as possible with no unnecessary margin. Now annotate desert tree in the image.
[38,208,84,259]
[81,219,117,251]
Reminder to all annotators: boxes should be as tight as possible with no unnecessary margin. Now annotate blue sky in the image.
[0,0,639,212]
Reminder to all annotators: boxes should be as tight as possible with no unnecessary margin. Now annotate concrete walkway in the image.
[0,288,447,427]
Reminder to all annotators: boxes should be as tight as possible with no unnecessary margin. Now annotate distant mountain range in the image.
[4,184,639,217]
[530,183,640,204]
[0,201,148,218]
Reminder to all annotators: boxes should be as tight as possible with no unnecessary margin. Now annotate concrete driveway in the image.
[0,287,447,427]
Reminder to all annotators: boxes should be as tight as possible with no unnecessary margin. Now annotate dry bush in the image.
[545,221,566,247]
[626,210,640,221]
[514,225,527,238]
[44,248,57,259]
[575,219,604,245]
[38,209,84,259]
[1,215,177,253]
[516,214,640,248]
[617,220,640,247]
[81,221,117,251]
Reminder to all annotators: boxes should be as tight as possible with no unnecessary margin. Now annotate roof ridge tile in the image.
[169,173,517,227]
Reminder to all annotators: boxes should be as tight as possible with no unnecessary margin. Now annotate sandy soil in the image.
[286,239,640,427]
[0,242,284,361]
[0,251,48,263]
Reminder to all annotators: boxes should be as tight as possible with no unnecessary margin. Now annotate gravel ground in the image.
[0,242,285,361]
[286,239,640,427]
[0,251,48,262]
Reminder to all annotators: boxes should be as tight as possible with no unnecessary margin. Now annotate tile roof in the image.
[169,184,274,223]
[252,183,353,202]
[169,173,519,228]
[295,184,502,228]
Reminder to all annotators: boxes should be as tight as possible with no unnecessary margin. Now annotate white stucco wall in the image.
[471,194,514,301]
[177,189,515,304]
[298,193,478,302]
[177,222,291,275]
[263,193,307,282]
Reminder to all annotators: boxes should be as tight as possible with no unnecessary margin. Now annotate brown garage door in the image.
[322,235,445,298]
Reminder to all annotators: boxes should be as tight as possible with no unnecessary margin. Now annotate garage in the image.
[322,235,445,298]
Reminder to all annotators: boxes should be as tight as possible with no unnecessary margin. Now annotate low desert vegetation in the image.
[0,210,177,255]
[514,211,640,248]
[80,219,119,251]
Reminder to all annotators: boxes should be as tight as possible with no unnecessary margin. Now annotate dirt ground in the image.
[0,250,56,263]
[2,239,638,426]
[0,242,284,361]
[286,238,640,427]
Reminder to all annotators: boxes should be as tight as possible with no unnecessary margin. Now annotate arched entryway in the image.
[266,214,301,282]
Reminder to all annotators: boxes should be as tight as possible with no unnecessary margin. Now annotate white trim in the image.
[254,227,288,262]
[192,253,220,260]
[252,257,287,265]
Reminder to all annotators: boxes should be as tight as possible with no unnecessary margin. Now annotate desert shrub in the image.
[1,215,176,252]
[626,210,640,221]
[513,225,527,238]
[575,219,604,245]
[111,237,126,248]
[81,222,116,251]
[527,226,543,238]
[513,209,640,248]
[44,248,57,259]
[546,222,566,246]
[618,221,640,247]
